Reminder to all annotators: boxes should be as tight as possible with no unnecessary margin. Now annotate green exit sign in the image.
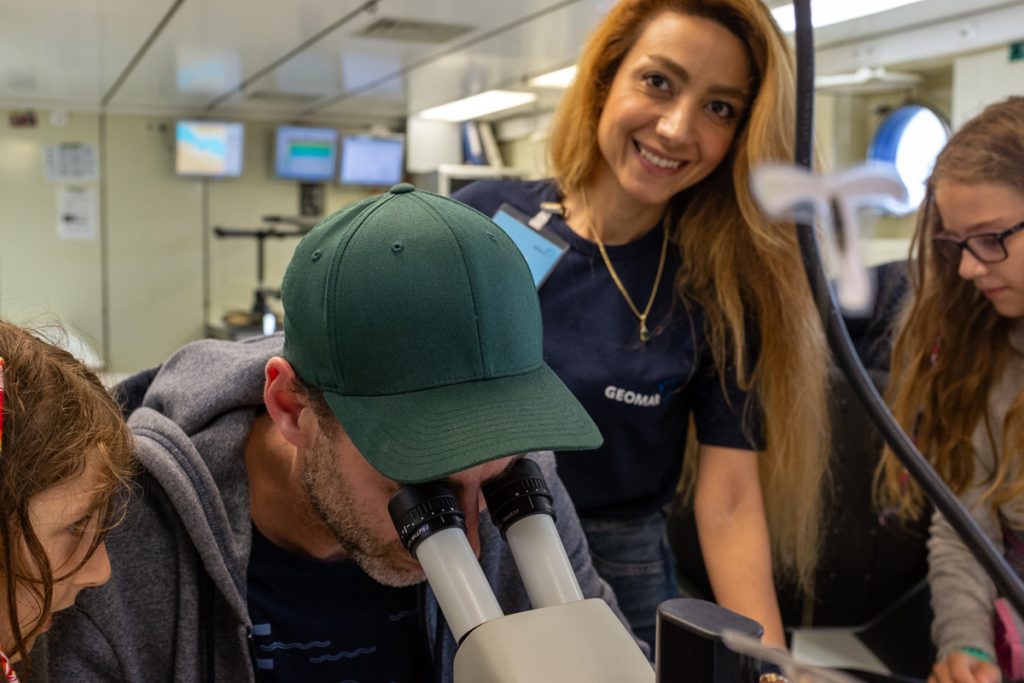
[1012,41,1024,62]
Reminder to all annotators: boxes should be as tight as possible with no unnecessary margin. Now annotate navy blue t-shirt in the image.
[247,525,431,682]
[455,179,762,519]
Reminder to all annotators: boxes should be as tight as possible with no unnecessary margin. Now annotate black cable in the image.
[790,0,1024,616]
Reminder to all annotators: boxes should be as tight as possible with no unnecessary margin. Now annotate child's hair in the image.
[876,96,1024,519]
[0,320,135,659]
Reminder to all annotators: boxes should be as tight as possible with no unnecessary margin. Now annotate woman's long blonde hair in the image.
[877,97,1024,520]
[548,0,830,592]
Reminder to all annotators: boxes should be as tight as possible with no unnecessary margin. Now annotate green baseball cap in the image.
[281,183,601,483]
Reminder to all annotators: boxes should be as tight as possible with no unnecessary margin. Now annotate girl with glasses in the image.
[0,320,134,679]
[877,96,1024,683]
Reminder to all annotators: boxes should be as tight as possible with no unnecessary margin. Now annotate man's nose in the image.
[457,489,484,557]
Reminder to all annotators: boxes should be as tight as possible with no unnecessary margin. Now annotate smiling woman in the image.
[0,321,134,675]
[454,0,831,657]
[591,12,751,224]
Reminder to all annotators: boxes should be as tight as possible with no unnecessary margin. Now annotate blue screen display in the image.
[275,126,338,181]
[175,120,244,177]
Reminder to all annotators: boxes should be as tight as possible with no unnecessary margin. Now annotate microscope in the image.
[389,458,656,682]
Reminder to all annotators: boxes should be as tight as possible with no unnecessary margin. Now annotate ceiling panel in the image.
[313,0,610,123]
[0,0,1021,122]
[810,0,1020,49]
[0,0,171,107]
[213,0,609,121]
[105,0,367,114]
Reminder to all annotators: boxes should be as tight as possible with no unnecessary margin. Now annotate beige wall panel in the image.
[953,46,1024,129]
[0,110,104,358]
[104,115,204,373]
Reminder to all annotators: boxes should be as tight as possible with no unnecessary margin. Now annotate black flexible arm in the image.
[790,0,1024,615]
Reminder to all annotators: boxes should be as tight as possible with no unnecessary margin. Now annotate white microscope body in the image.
[389,459,654,683]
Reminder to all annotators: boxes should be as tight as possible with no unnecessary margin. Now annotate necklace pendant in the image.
[640,322,651,343]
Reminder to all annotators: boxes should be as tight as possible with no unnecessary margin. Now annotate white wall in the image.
[0,112,105,355]
[952,46,1024,128]
[0,110,374,374]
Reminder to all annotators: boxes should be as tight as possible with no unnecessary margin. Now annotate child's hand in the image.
[929,651,1002,683]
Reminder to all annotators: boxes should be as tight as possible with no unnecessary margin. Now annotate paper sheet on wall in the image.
[57,186,98,240]
[44,142,99,182]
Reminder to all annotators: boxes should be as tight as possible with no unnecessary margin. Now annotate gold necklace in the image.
[565,197,670,344]
[592,222,669,343]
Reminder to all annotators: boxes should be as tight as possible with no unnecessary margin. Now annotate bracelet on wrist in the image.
[957,646,996,664]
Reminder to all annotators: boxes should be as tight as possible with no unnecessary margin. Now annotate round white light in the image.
[868,105,949,213]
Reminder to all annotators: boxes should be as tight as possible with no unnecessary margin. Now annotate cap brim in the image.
[323,364,602,483]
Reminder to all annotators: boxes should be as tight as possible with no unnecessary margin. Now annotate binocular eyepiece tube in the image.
[388,481,504,643]
[390,459,658,682]
[481,458,584,608]
[388,458,583,644]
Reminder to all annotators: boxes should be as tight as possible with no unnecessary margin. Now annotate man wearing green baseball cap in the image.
[39,185,631,682]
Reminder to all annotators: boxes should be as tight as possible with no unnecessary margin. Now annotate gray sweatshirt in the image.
[929,321,1024,661]
[33,334,632,682]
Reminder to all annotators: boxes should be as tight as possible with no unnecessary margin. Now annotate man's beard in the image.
[301,437,425,588]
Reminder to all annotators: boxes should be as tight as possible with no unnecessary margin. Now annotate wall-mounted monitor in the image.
[338,134,405,187]
[175,120,244,177]
[274,126,338,182]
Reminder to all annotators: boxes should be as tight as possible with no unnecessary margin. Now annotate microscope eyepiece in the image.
[388,481,465,556]
[388,480,504,642]
[482,458,555,540]
[483,458,584,608]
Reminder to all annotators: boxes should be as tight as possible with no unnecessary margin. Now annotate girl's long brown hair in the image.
[548,0,830,592]
[0,320,135,660]
[877,97,1024,520]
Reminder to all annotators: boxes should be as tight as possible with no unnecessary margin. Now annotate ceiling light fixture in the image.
[527,65,578,89]
[771,0,929,33]
[417,90,538,122]
[815,66,922,93]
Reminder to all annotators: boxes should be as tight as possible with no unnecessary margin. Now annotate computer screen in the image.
[339,134,405,187]
[274,126,338,181]
[175,120,244,177]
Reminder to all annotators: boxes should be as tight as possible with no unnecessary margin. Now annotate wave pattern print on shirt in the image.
[308,647,377,664]
[260,641,332,651]
[387,610,417,622]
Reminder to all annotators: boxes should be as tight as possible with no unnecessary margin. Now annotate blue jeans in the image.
[579,511,681,652]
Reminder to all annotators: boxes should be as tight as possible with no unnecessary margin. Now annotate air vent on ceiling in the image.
[355,17,473,43]
[246,90,322,104]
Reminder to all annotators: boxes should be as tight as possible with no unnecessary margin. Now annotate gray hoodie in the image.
[33,334,631,682]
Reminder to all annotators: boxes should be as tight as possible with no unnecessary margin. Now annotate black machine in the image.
[211,215,317,336]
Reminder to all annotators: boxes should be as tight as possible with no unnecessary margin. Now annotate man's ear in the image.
[263,357,314,448]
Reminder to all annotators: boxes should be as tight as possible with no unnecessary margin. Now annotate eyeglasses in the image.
[932,219,1024,265]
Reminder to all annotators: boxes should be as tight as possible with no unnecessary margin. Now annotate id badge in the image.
[491,203,569,288]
